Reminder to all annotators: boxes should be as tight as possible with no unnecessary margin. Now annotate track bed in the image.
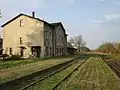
[24,60,86,90]
[56,57,120,90]
[0,58,78,90]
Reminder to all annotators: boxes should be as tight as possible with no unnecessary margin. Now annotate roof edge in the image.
[1,13,51,27]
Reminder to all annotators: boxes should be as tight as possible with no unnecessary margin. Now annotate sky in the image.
[0,0,120,49]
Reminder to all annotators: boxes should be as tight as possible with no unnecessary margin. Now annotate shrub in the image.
[6,55,22,60]
[2,54,9,57]
[1,54,9,60]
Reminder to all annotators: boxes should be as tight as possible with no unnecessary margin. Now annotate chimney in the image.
[32,12,35,18]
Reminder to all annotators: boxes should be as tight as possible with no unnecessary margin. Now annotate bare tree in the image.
[69,35,86,52]
[0,9,2,19]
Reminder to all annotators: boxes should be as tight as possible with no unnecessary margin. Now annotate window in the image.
[20,37,23,45]
[60,48,61,54]
[62,48,64,55]
[45,31,48,40]
[50,47,52,56]
[59,36,61,42]
[31,47,35,55]
[20,19,24,27]
[9,48,12,55]
[56,48,58,55]
[46,47,48,56]
[50,32,52,40]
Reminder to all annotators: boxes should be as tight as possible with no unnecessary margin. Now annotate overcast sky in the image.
[0,0,120,49]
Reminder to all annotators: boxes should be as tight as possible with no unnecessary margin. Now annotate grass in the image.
[0,55,77,69]
[57,57,120,90]
[0,56,75,84]
[109,54,120,61]
[0,60,38,69]
[25,59,85,90]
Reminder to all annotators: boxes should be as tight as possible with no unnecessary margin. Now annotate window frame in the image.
[20,37,23,45]
[20,19,24,27]
[9,47,13,55]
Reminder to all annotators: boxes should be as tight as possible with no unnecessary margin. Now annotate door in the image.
[31,46,41,57]
[20,47,24,57]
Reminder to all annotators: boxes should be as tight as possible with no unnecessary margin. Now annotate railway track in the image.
[51,60,86,90]
[102,57,120,78]
[107,61,120,78]
[0,58,80,90]
[22,59,86,90]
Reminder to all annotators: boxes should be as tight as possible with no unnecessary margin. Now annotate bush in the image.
[1,54,9,60]
[2,54,9,57]
[6,55,22,60]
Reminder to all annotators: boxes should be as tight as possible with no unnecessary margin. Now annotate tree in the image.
[80,47,91,52]
[112,42,120,54]
[69,35,86,52]
[96,42,116,54]
[0,9,2,19]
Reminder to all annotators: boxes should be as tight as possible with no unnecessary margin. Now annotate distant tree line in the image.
[96,42,120,54]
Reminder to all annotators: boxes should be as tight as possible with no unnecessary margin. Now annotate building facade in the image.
[1,13,67,58]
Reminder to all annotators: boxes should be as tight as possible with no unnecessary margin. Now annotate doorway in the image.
[31,46,41,57]
[20,47,24,57]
